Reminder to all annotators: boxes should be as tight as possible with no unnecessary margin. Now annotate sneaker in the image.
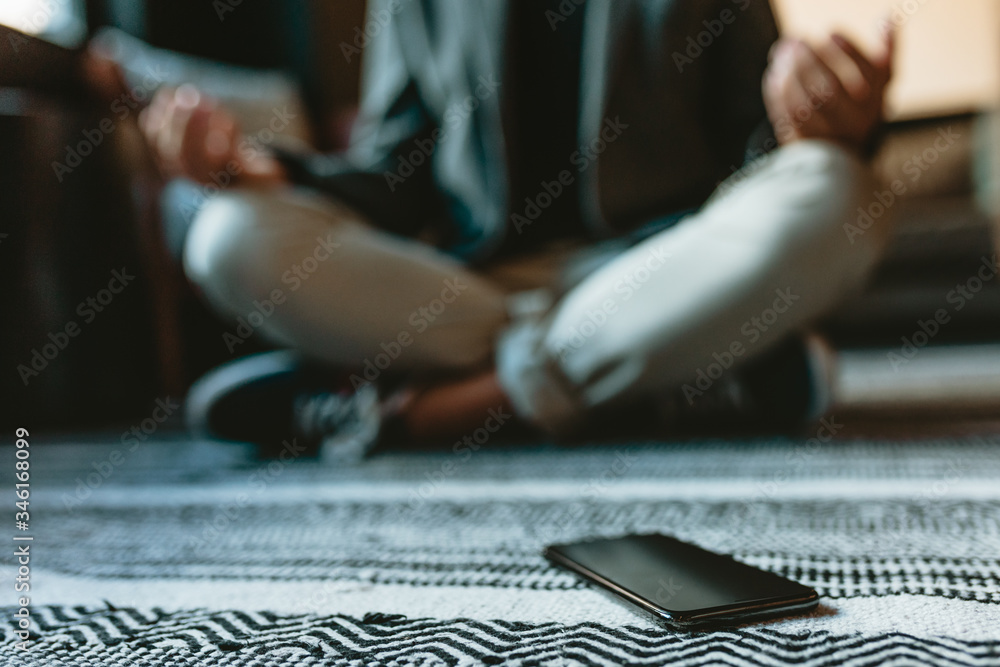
[185,351,384,460]
[656,333,833,433]
[293,385,383,461]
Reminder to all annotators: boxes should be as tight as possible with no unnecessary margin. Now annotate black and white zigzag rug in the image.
[3,432,1000,666]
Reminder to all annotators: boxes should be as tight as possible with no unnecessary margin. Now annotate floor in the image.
[4,429,1000,665]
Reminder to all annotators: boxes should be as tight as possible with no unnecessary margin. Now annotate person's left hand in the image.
[763,30,895,153]
[80,47,130,104]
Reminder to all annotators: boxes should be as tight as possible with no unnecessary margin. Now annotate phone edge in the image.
[543,544,820,630]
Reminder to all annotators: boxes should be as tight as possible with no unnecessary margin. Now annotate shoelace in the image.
[294,392,358,443]
[293,385,382,461]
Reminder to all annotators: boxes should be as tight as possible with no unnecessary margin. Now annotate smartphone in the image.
[544,533,818,630]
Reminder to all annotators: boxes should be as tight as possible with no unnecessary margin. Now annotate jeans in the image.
[181,140,889,433]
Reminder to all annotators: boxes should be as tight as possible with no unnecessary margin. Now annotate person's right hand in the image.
[763,30,895,154]
[140,85,286,187]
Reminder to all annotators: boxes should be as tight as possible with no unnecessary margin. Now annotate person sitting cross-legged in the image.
[130,1,895,456]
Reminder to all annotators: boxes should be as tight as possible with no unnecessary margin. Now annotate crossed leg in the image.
[184,140,890,439]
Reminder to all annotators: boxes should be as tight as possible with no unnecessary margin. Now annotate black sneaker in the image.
[185,351,384,461]
[656,333,833,434]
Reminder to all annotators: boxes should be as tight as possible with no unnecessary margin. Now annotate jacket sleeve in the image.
[703,0,780,166]
[272,0,446,237]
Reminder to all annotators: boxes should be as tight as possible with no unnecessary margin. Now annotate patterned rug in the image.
[3,430,1000,666]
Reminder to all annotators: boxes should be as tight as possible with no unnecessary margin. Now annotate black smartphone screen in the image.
[544,533,818,629]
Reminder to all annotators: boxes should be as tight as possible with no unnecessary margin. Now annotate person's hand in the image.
[80,48,129,103]
[763,29,895,153]
[140,85,237,183]
[139,85,287,187]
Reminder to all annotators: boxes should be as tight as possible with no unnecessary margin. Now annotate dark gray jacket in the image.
[277,0,779,262]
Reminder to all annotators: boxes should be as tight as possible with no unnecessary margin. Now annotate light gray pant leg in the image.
[497,140,892,433]
[183,187,509,373]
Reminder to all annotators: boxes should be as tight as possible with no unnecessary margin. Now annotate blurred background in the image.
[1,0,998,433]
[1,0,366,429]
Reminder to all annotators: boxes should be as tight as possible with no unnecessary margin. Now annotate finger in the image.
[785,79,836,139]
[877,23,897,80]
[184,103,243,184]
[81,52,126,103]
[830,33,883,87]
[786,39,850,104]
[139,87,171,144]
[140,88,182,175]
[798,52,876,133]
[767,39,850,127]
[205,110,238,162]
[179,104,218,179]
[158,86,201,175]
[767,37,791,63]
[792,53,883,147]
[817,39,873,101]
[138,90,169,176]
[763,39,805,106]
[787,42,875,139]
[766,59,833,142]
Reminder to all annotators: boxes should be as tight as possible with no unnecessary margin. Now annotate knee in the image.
[766,141,894,271]
[183,190,265,303]
[765,141,898,306]
[185,187,354,299]
[779,140,889,241]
